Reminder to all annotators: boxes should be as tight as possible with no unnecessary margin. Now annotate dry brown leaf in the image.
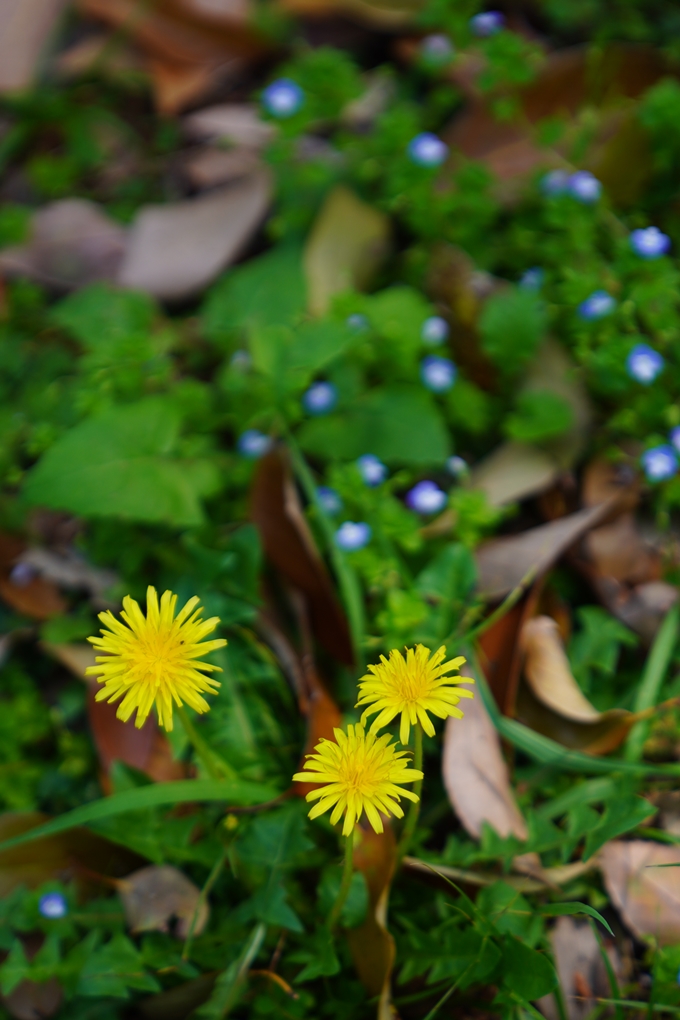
[2,973,62,1020]
[403,855,598,895]
[442,671,527,841]
[0,533,66,620]
[595,577,679,643]
[601,840,680,944]
[346,822,399,1020]
[147,56,231,117]
[586,513,660,586]
[19,547,117,600]
[471,442,562,509]
[0,0,68,93]
[118,172,271,302]
[537,917,621,1020]
[182,147,263,190]
[478,589,539,715]
[183,104,276,148]
[116,865,208,939]
[303,185,391,316]
[54,31,145,81]
[0,200,126,292]
[42,642,98,680]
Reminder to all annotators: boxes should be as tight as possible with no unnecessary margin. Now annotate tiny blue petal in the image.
[335,521,372,551]
[519,267,544,291]
[541,170,570,196]
[406,480,448,514]
[568,171,601,203]
[447,455,468,478]
[420,34,455,63]
[303,381,338,415]
[346,313,369,332]
[238,429,272,458]
[230,349,251,370]
[356,454,388,486]
[10,562,37,587]
[470,11,505,35]
[317,486,342,515]
[262,78,304,118]
[630,226,671,259]
[39,893,67,919]
[577,290,615,320]
[421,355,457,392]
[641,445,678,482]
[626,343,664,384]
[408,132,449,167]
[421,315,449,345]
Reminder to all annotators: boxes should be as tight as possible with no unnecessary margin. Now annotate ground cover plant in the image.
[4,1,680,1018]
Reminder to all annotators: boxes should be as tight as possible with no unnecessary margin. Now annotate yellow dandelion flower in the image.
[293,722,423,837]
[356,644,474,745]
[85,586,227,731]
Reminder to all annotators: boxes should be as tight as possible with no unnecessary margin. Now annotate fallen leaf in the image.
[442,668,527,840]
[148,56,232,117]
[517,615,636,754]
[537,916,621,1020]
[346,821,398,1020]
[135,973,218,1020]
[403,856,597,894]
[586,513,660,586]
[18,547,118,600]
[470,441,562,509]
[116,864,208,939]
[118,173,271,302]
[0,200,126,292]
[303,185,391,316]
[182,147,263,190]
[183,104,276,148]
[251,446,354,666]
[342,70,395,130]
[54,30,144,81]
[476,500,621,602]
[594,577,679,643]
[0,533,66,620]
[2,972,62,1020]
[601,840,680,944]
[478,589,539,715]
[0,0,68,93]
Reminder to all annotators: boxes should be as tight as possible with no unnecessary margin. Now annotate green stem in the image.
[328,835,355,932]
[457,563,539,648]
[285,429,366,665]
[182,847,228,960]
[176,705,236,781]
[397,723,423,862]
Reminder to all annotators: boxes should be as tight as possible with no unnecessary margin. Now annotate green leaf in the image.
[479,288,546,378]
[77,933,159,999]
[539,902,614,936]
[416,543,477,603]
[0,939,29,996]
[299,384,450,465]
[625,603,680,761]
[583,794,654,860]
[250,318,350,393]
[504,390,574,444]
[23,397,219,527]
[501,937,557,1000]
[0,779,280,853]
[51,283,156,350]
[195,923,266,1019]
[292,928,341,983]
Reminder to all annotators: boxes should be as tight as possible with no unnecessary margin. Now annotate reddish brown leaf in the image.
[478,589,537,716]
[0,534,66,620]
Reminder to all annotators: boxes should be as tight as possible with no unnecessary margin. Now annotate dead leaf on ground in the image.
[478,588,540,715]
[601,840,680,944]
[0,533,66,620]
[182,147,263,190]
[518,615,635,754]
[403,856,598,895]
[303,185,391,316]
[118,171,271,302]
[116,865,207,939]
[0,200,126,292]
[442,669,527,841]
[346,821,399,1020]
[471,442,563,509]
[54,30,145,82]
[183,104,276,148]
[19,547,118,602]
[586,513,660,586]
[2,972,62,1020]
[537,916,622,1020]
[0,0,69,93]
[594,577,679,643]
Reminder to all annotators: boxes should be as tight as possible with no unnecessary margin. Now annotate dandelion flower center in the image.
[86,586,227,731]
[293,723,423,836]
[356,644,473,745]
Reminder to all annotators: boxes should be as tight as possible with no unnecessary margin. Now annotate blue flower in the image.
[39,893,67,919]
[420,34,455,64]
[519,267,544,291]
[421,355,457,392]
[303,381,338,415]
[641,445,678,482]
[408,133,449,167]
[335,521,372,551]
[356,454,388,486]
[230,349,251,370]
[317,486,342,515]
[630,226,671,259]
[568,171,601,203]
[470,11,505,35]
[421,315,449,346]
[262,78,304,118]
[541,170,570,196]
[626,343,664,384]
[447,455,468,478]
[346,313,369,332]
[238,429,272,458]
[577,290,615,320]
[10,562,37,586]
[406,480,448,514]
[670,427,680,453]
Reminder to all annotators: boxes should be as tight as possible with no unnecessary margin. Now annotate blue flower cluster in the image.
[542,170,601,203]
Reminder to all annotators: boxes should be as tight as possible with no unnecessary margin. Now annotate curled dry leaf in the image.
[537,916,621,1020]
[0,0,69,93]
[303,185,391,316]
[182,147,263,190]
[0,533,66,620]
[118,172,271,302]
[183,104,276,148]
[601,840,680,944]
[0,200,126,292]
[116,865,208,939]
[346,821,398,1020]
[478,588,540,715]
[442,671,527,841]
[518,615,635,754]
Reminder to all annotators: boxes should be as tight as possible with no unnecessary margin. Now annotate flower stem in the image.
[176,704,236,781]
[328,834,355,932]
[397,722,423,862]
